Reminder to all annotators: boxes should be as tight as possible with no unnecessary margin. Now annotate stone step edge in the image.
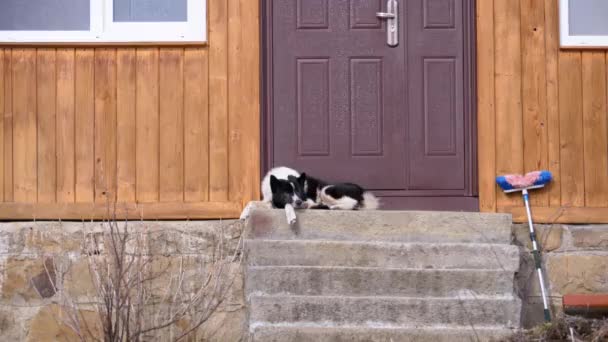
[249,321,518,332]
[248,205,512,219]
[245,239,518,247]
[247,265,517,272]
[248,294,519,301]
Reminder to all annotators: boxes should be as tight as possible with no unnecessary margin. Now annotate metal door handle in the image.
[376,0,398,47]
[376,12,395,19]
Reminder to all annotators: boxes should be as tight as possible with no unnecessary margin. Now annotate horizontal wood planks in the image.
[0,0,260,219]
[479,0,608,222]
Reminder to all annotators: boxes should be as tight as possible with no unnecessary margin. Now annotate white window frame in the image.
[559,0,608,48]
[0,0,206,44]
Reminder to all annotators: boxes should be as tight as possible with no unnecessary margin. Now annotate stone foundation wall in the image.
[0,220,246,341]
[2,216,606,336]
[513,224,608,327]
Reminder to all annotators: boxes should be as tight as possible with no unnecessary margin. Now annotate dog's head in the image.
[269,174,307,209]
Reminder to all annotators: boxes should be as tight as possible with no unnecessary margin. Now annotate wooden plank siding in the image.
[56,49,76,203]
[479,0,608,223]
[0,0,259,220]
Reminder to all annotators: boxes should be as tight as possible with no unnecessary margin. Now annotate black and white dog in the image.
[261,166,379,210]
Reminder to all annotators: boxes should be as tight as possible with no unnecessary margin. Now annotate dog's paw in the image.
[239,203,252,220]
[285,204,297,225]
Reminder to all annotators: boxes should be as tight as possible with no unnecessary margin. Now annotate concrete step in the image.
[250,324,514,342]
[245,240,520,271]
[246,208,512,244]
[250,295,521,328]
[246,266,516,298]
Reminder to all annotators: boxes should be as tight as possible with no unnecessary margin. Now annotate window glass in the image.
[113,0,187,22]
[0,0,90,31]
[568,0,608,36]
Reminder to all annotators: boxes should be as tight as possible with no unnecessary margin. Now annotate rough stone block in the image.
[25,304,101,342]
[23,229,81,255]
[1,256,56,302]
[0,305,38,341]
[30,258,57,299]
[63,259,97,299]
[546,254,608,296]
[512,224,563,252]
[571,226,608,249]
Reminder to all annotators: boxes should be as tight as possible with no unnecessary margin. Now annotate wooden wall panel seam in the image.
[494,0,524,207]
[582,52,608,207]
[521,0,549,206]
[476,0,496,211]
[544,0,562,207]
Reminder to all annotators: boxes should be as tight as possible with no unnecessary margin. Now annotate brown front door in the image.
[263,0,477,210]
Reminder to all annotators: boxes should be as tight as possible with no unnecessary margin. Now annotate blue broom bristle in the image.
[495,176,514,191]
[536,170,553,185]
[495,170,553,191]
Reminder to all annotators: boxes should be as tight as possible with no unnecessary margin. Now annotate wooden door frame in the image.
[259,0,478,209]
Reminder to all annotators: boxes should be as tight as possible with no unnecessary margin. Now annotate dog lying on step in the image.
[263,166,379,210]
[239,166,379,221]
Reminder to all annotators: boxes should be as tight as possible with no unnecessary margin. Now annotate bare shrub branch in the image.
[54,205,242,342]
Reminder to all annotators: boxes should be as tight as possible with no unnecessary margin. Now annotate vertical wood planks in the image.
[494,0,523,207]
[241,0,261,203]
[56,49,76,203]
[94,49,117,203]
[476,0,496,212]
[159,49,185,202]
[116,49,137,203]
[12,49,37,202]
[136,48,160,202]
[3,50,12,202]
[582,53,608,207]
[544,0,561,207]
[520,0,548,206]
[184,48,209,202]
[74,49,95,203]
[36,49,57,203]
[228,0,244,203]
[558,51,585,207]
[0,0,261,218]
[208,0,229,201]
[0,0,262,218]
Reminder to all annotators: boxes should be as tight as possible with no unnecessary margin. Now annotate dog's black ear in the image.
[298,172,307,185]
[270,175,280,193]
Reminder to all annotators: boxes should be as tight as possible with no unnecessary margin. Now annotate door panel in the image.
[273,0,406,190]
[268,0,474,206]
[407,0,465,190]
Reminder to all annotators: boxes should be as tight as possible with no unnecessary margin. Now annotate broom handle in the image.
[523,189,551,322]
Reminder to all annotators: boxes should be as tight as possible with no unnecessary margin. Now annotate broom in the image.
[496,170,553,322]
